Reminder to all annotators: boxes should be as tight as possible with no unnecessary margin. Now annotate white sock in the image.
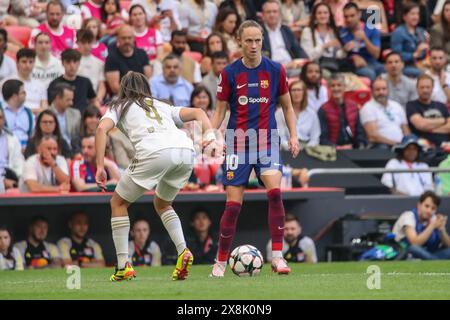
[111,216,130,269]
[272,251,283,259]
[160,209,186,255]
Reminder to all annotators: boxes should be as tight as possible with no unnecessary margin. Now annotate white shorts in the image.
[115,148,194,203]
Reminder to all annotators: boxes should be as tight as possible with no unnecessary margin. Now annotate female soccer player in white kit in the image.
[95,71,217,281]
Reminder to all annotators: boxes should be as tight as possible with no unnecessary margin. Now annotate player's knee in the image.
[153,196,172,215]
[110,193,128,209]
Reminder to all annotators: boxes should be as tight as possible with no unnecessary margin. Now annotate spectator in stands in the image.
[169,30,202,85]
[81,0,103,20]
[150,54,193,107]
[213,8,241,61]
[392,191,450,260]
[31,32,64,90]
[426,47,450,105]
[9,0,46,29]
[48,49,98,114]
[58,212,105,267]
[76,29,106,104]
[340,1,383,81]
[407,74,450,148]
[202,51,229,108]
[24,109,72,159]
[129,218,162,266]
[200,32,228,77]
[83,18,109,62]
[0,29,17,82]
[280,0,310,30]
[19,135,70,193]
[430,0,450,61]
[381,134,434,196]
[266,213,318,263]
[130,0,182,43]
[14,216,63,269]
[323,0,348,27]
[179,0,218,53]
[319,73,366,149]
[301,2,346,73]
[129,4,164,62]
[0,107,24,189]
[7,48,47,115]
[0,226,24,270]
[360,78,411,149]
[382,51,418,109]
[276,80,320,149]
[299,61,328,112]
[100,0,126,43]
[80,105,101,138]
[70,135,120,192]
[1,79,33,149]
[48,83,80,153]
[391,2,429,78]
[29,0,76,58]
[105,24,152,95]
[218,0,258,22]
[186,208,218,265]
[262,0,309,77]
[0,2,18,27]
[433,0,450,22]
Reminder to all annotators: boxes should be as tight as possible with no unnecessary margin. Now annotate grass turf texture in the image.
[1,261,450,299]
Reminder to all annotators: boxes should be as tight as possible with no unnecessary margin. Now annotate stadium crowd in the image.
[2,0,450,268]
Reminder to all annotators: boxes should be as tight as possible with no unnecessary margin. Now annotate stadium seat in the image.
[183,51,203,63]
[344,90,371,108]
[5,26,32,48]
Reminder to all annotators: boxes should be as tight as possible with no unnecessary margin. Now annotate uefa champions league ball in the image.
[228,245,264,277]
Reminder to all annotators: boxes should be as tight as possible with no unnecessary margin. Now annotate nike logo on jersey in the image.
[220,233,233,239]
[278,226,285,230]
[237,83,247,89]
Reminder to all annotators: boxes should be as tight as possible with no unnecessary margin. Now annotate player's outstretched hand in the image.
[203,139,225,158]
[96,167,107,192]
[288,137,300,158]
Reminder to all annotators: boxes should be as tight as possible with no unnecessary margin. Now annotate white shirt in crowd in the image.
[32,55,64,90]
[265,23,293,66]
[307,86,328,112]
[78,54,105,91]
[392,210,437,243]
[1,76,47,110]
[179,0,218,39]
[360,99,408,144]
[381,158,434,196]
[0,247,24,270]
[19,154,69,192]
[427,71,450,104]
[0,55,17,82]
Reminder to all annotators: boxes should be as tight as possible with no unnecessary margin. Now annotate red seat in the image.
[120,0,131,11]
[183,51,203,63]
[5,26,32,48]
[344,90,371,109]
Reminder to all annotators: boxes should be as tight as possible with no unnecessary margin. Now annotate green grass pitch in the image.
[1,261,450,300]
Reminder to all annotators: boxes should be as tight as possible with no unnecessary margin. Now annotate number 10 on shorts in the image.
[226,155,239,171]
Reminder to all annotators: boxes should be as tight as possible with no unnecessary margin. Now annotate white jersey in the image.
[102,98,195,160]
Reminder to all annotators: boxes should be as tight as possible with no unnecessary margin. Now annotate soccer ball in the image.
[228,245,264,277]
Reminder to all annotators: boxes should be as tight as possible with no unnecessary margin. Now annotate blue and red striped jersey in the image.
[217,56,288,151]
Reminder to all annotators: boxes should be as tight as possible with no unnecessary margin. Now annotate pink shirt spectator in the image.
[134,28,163,61]
[29,24,76,58]
[91,42,108,62]
[81,0,102,20]
[106,14,126,31]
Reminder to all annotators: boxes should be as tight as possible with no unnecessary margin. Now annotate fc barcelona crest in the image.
[260,80,269,89]
[227,171,234,180]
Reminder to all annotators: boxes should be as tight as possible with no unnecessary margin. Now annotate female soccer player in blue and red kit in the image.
[210,20,300,277]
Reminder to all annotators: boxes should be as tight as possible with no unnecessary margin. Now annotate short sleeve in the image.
[22,157,38,182]
[105,53,119,72]
[278,65,289,96]
[92,241,104,261]
[86,79,97,99]
[406,101,420,120]
[101,108,119,125]
[369,28,381,47]
[56,156,69,175]
[381,159,398,188]
[300,237,318,263]
[171,107,185,128]
[150,241,162,266]
[216,69,231,101]
[13,247,24,271]
[48,243,62,260]
[398,211,416,231]
[359,104,376,124]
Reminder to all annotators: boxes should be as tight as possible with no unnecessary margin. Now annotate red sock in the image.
[268,188,285,252]
[217,201,241,262]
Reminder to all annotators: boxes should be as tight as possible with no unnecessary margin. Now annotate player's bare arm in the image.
[279,93,300,158]
[211,100,228,130]
[95,118,115,190]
